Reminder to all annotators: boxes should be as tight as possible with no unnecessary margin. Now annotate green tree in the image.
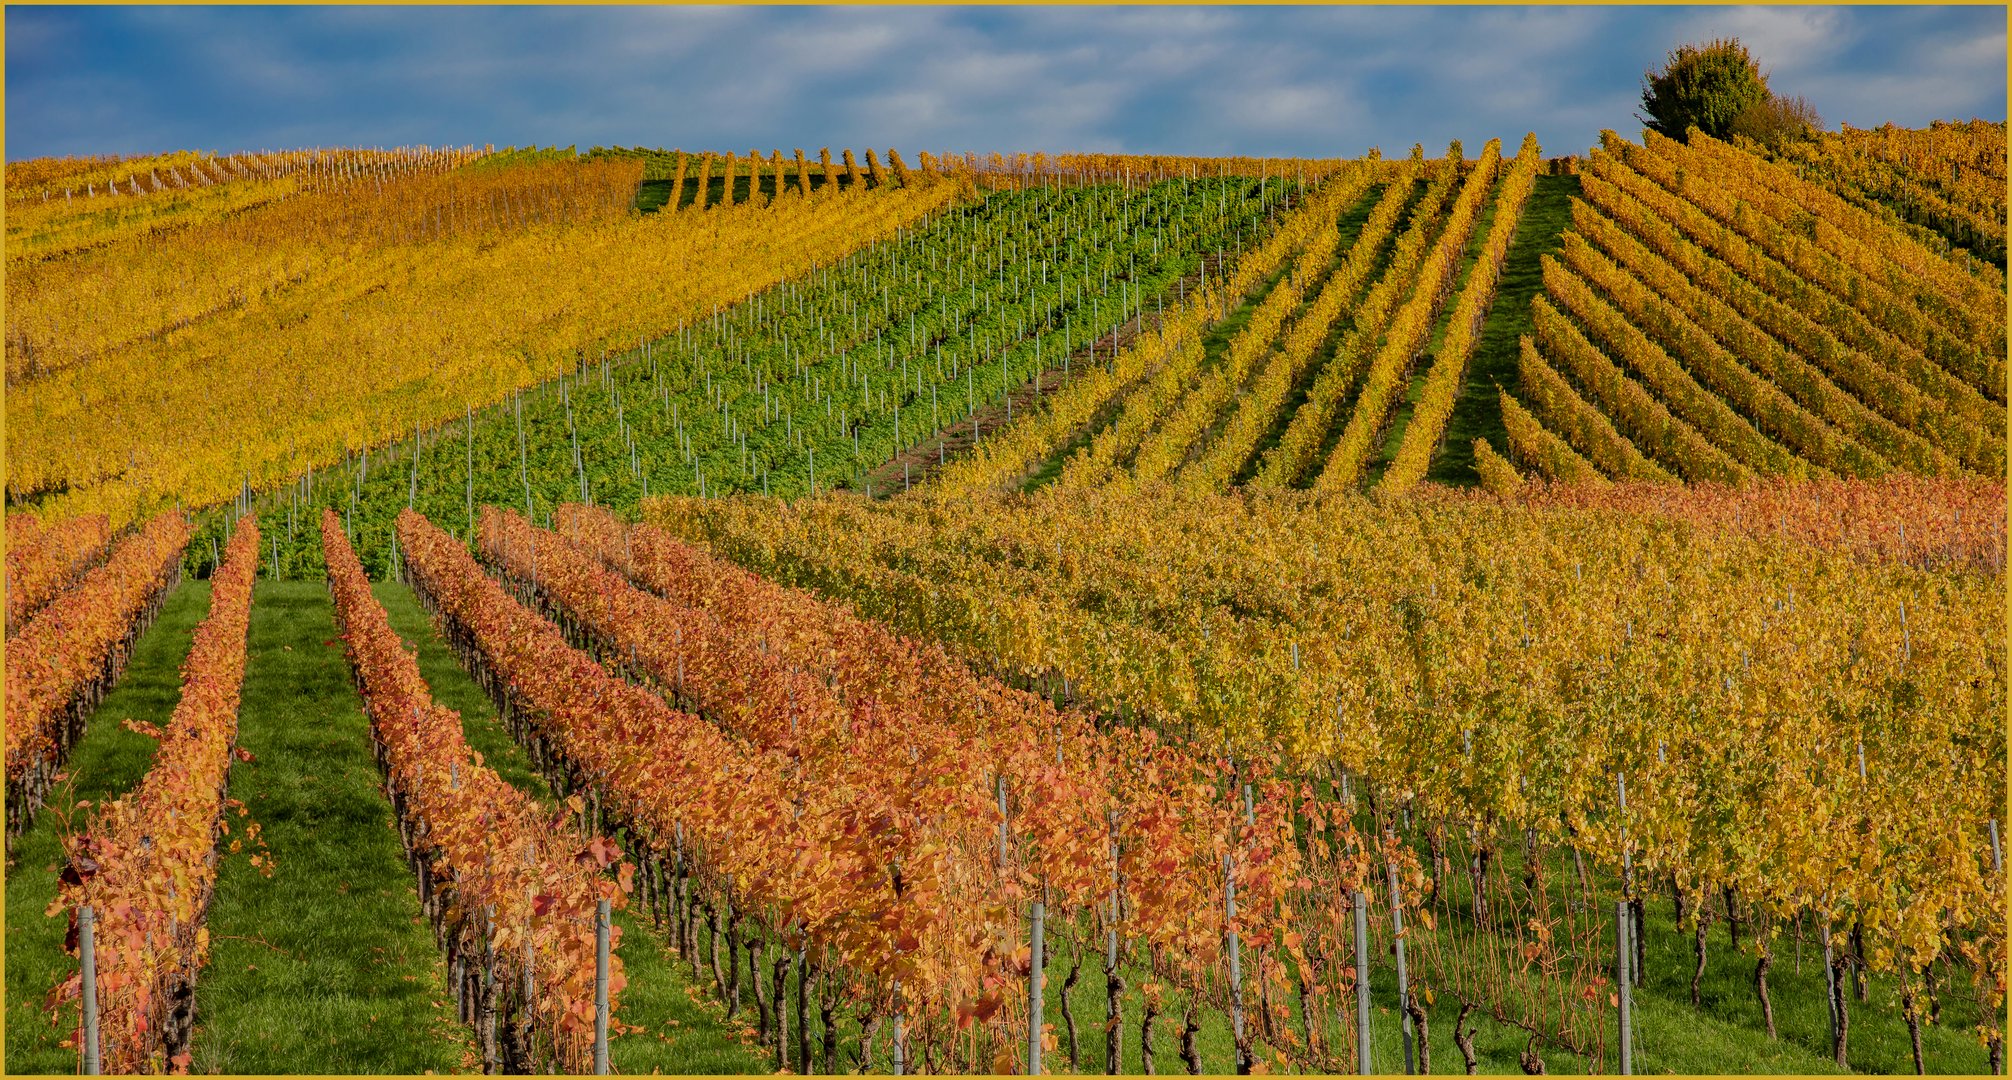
[1639,38,1771,142]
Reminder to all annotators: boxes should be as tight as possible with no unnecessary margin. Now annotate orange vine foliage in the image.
[326,510,623,1070]
[1412,473,2006,575]
[6,511,114,633]
[544,503,1402,1068]
[5,511,190,789]
[653,483,2002,1023]
[50,516,257,1074]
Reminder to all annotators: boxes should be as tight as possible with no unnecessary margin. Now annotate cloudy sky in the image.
[7,6,2004,161]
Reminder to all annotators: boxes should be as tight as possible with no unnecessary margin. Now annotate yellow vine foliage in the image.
[1255,147,1463,489]
[6,146,482,264]
[1515,338,1674,483]
[1183,158,1424,491]
[1497,388,1607,485]
[651,480,2003,985]
[1579,148,2005,450]
[1382,134,1543,493]
[1470,437,1525,495]
[1316,139,1501,492]
[1778,119,2007,271]
[1564,197,1979,477]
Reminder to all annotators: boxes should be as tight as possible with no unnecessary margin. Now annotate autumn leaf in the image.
[578,835,622,869]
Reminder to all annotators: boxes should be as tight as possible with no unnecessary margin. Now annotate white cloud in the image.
[5,6,2003,162]
[1668,6,1850,78]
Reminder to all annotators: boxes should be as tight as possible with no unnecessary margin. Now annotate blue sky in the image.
[7,6,2005,161]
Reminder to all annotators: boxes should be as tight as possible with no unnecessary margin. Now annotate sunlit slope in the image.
[1497,129,2005,485]
[6,151,963,526]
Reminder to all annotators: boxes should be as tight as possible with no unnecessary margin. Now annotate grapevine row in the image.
[1119,173,1374,484]
[1315,138,1502,492]
[51,516,258,1073]
[5,511,114,634]
[1555,230,1886,477]
[1381,134,1544,493]
[1183,158,1423,491]
[1496,389,1608,485]
[324,511,623,1073]
[1469,436,1528,493]
[1578,147,2005,448]
[1564,191,1999,475]
[1255,148,1464,488]
[1616,133,2004,401]
[1430,473,2007,575]
[5,511,191,840]
[1512,339,1673,482]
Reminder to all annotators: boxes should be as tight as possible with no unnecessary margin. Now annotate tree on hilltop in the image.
[1639,38,1772,142]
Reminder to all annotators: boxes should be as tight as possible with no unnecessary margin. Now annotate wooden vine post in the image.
[1029,895,1046,1075]
[1353,891,1371,1075]
[595,897,611,1075]
[81,904,101,1076]
[1385,812,1415,1075]
[1105,810,1124,1076]
[1226,852,1247,1074]
[1617,898,1633,1075]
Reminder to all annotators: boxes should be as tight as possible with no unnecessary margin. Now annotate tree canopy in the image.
[1640,38,1772,142]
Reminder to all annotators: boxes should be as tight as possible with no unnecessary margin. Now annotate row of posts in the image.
[68,743,1990,1074]
[1004,773,1618,1076]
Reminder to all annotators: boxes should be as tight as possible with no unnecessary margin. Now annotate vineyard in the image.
[3,123,2004,1077]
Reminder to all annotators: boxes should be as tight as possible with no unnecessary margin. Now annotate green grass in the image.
[1031,843,1987,1075]
[5,580,214,1076]
[189,580,472,1073]
[1425,173,1581,485]
[1624,900,1988,1074]
[374,580,773,1075]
